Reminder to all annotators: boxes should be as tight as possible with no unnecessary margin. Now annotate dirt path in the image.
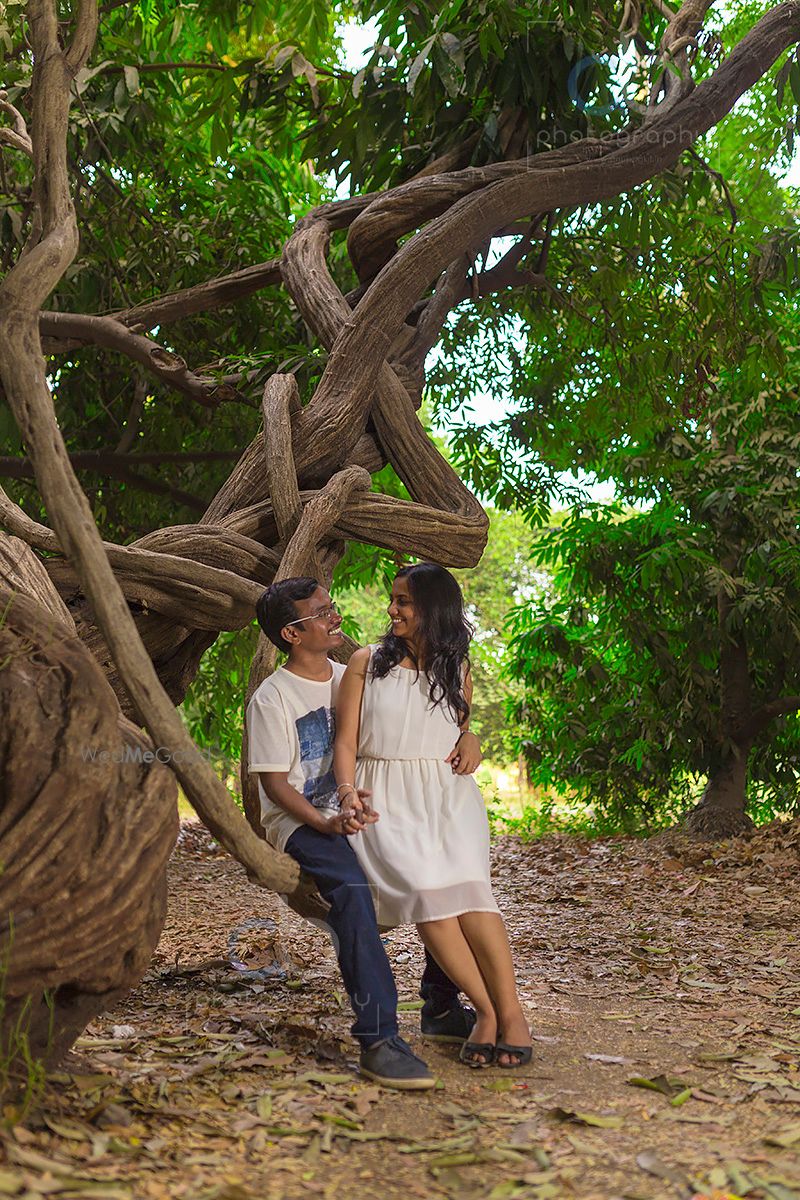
[3,822,800,1200]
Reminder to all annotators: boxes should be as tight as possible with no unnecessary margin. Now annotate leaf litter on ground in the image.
[4,818,800,1199]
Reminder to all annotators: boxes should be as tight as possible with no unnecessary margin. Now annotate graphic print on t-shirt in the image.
[295,706,338,809]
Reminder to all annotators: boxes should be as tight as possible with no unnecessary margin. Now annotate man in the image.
[246,577,475,1090]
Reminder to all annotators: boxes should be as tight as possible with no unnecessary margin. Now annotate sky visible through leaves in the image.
[337,16,800,507]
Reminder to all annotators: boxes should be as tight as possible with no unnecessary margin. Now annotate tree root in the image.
[679,803,756,841]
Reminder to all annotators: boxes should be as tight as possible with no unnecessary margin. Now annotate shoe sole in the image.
[359,1066,437,1090]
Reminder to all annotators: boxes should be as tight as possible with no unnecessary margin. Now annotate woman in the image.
[333,562,531,1068]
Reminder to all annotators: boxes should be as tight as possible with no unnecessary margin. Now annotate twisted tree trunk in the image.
[0,538,178,1072]
[1,0,799,1065]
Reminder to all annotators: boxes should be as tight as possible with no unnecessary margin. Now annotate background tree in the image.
[506,302,800,836]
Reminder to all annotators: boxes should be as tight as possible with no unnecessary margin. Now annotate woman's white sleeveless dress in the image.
[349,647,500,927]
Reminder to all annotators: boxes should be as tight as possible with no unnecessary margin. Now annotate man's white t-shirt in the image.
[246,661,346,852]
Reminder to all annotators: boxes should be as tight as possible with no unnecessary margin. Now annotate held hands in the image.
[323,786,379,836]
[445,731,482,775]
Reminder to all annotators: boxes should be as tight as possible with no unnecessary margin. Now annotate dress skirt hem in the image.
[406,905,501,924]
[354,869,501,928]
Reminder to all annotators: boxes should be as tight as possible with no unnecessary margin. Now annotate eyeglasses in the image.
[285,603,340,626]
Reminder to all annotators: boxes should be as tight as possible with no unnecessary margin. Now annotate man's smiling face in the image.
[283,586,344,652]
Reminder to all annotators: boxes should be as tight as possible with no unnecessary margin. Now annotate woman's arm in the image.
[258,771,367,835]
[445,666,483,775]
[333,646,372,809]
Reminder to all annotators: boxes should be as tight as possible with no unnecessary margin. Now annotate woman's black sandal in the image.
[494,1041,533,1069]
[459,1041,495,1068]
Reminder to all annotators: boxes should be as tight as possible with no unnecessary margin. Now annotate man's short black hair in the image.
[256,577,319,653]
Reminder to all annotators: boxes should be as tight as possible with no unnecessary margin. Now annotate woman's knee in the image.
[417,916,460,940]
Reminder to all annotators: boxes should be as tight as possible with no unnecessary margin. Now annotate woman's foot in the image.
[459,1010,497,1066]
[495,1008,531,1067]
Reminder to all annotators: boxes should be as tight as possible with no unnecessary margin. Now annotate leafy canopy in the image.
[506,312,800,826]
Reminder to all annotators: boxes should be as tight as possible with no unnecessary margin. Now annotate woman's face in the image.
[387,576,420,644]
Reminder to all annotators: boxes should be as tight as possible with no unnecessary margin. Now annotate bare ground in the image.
[3,821,800,1200]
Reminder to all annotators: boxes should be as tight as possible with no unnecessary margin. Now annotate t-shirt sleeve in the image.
[246,692,292,773]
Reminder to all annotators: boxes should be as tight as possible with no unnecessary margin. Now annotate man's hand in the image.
[445,731,482,775]
[318,789,379,836]
[323,807,365,835]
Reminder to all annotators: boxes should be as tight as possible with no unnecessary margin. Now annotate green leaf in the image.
[73,59,113,95]
[790,61,800,106]
[407,35,436,93]
[209,114,230,159]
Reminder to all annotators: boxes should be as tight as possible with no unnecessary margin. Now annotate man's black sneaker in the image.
[359,1035,436,1090]
[420,1003,477,1044]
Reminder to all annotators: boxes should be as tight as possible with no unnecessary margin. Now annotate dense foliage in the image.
[2,1,332,538]
[501,217,800,828]
[4,0,800,829]
[507,374,800,827]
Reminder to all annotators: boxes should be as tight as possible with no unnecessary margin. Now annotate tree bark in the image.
[0,538,178,1072]
[682,553,756,838]
[682,747,755,838]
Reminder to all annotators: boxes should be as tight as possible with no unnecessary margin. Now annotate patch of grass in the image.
[484,789,684,840]
[177,787,197,821]
[0,920,51,1124]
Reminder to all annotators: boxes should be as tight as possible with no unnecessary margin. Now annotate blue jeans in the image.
[285,825,459,1047]
[419,949,461,1016]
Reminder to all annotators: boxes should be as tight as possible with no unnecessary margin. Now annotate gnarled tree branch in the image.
[38,311,250,405]
[0,0,303,897]
[0,91,33,157]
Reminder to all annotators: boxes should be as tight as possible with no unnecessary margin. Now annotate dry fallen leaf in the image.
[547,1107,624,1129]
[636,1149,690,1186]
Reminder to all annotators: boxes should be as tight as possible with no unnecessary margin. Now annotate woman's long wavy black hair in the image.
[371,562,473,725]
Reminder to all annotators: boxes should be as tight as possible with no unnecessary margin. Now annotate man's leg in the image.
[285,826,397,1047]
[285,827,436,1089]
[419,945,477,1043]
[420,946,460,1011]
